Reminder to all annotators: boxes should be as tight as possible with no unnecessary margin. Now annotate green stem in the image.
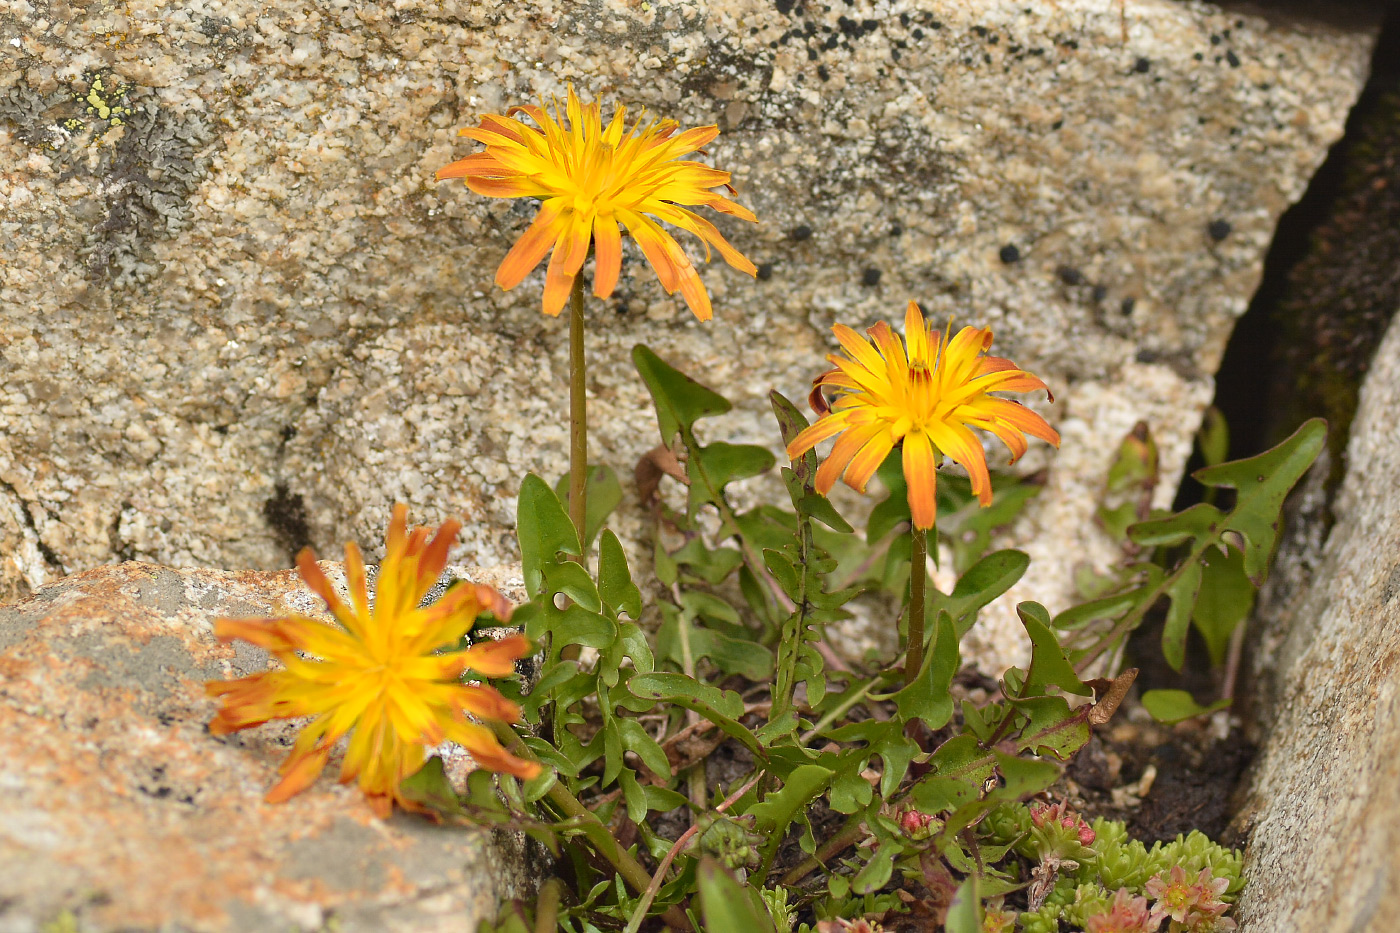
[903,526,929,687]
[489,721,693,931]
[568,273,588,560]
[770,521,813,724]
[800,676,880,743]
[674,599,708,811]
[776,816,867,887]
[534,879,561,933]
[1073,535,1221,675]
[623,772,763,933]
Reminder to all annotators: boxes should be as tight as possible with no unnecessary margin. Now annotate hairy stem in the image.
[771,521,813,724]
[903,526,929,686]
[568,273,588,559]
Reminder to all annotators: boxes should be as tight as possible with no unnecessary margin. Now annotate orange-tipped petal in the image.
[930,422,993,506]
[457,633,532,679]
[436,152,504,180]
[295,550,344,615]
[622,211,681,292]
[786,412,850,460]
[671,248,713,321]
[967,397,1061,448]
[902,431,939,530]
[447,720,542,780]
[541,213,593,316]
[868,321,909,375]
[496,202,567,291]
[344,541,370,619]
[416,517,463,594]
[832,323,888,378]
[455,684,523,723]
[474,584,514,623]
[264,742,332,803]
[842,426,895,494]
[593,214,623,298]
[815,422,885,495]
[212,617,296,653]
[903,302,929,363]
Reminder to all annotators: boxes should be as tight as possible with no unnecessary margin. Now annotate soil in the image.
[1060,707,1254,846]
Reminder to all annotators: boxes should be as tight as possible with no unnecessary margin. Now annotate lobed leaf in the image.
[552,465,622,547]
[633,344,731,442]
[597,530,643,620]
[516,473,581,599]
[1017,602,1092,697]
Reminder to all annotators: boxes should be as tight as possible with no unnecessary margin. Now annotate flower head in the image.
[786,301,1059,529]
[1031,799,1098,847]
[438,86,757,320]
[1084,888,1159,933]
[206,504,540,817]
[1145,866,1235,932]
[897,805,942,840]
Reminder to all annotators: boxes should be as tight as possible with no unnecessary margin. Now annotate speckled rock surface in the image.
[1232,311,1400,931]
[0,560,529,933]
[0,1,1378,665]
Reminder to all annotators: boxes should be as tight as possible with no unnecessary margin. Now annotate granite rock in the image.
[0,1,1378,665]
[1232,310,1400,930]
[0,560,529,933]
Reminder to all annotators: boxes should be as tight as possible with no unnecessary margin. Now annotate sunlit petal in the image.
[438,90,756,321]
[205,506,534,817]
[792,307,1058,529]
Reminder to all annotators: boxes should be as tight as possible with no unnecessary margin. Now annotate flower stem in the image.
[534,879,561,933]
[903,525,929,687]
[489,721,693,931]
[568,273,589,559]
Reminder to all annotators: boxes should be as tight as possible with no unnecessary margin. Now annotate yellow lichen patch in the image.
[79,74,134,128]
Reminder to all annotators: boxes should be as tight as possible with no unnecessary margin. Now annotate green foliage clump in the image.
[432,349,1308,933]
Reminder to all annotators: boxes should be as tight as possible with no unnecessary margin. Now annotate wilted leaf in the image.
[635,442,688,505]
[1086,667,1138,726]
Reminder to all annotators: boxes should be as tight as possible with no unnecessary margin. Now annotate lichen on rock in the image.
[0,1,1379,671]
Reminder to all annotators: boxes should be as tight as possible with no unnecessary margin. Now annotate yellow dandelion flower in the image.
[206,504,540,818]
[787,301,1060,530]
[437,85,757,321]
